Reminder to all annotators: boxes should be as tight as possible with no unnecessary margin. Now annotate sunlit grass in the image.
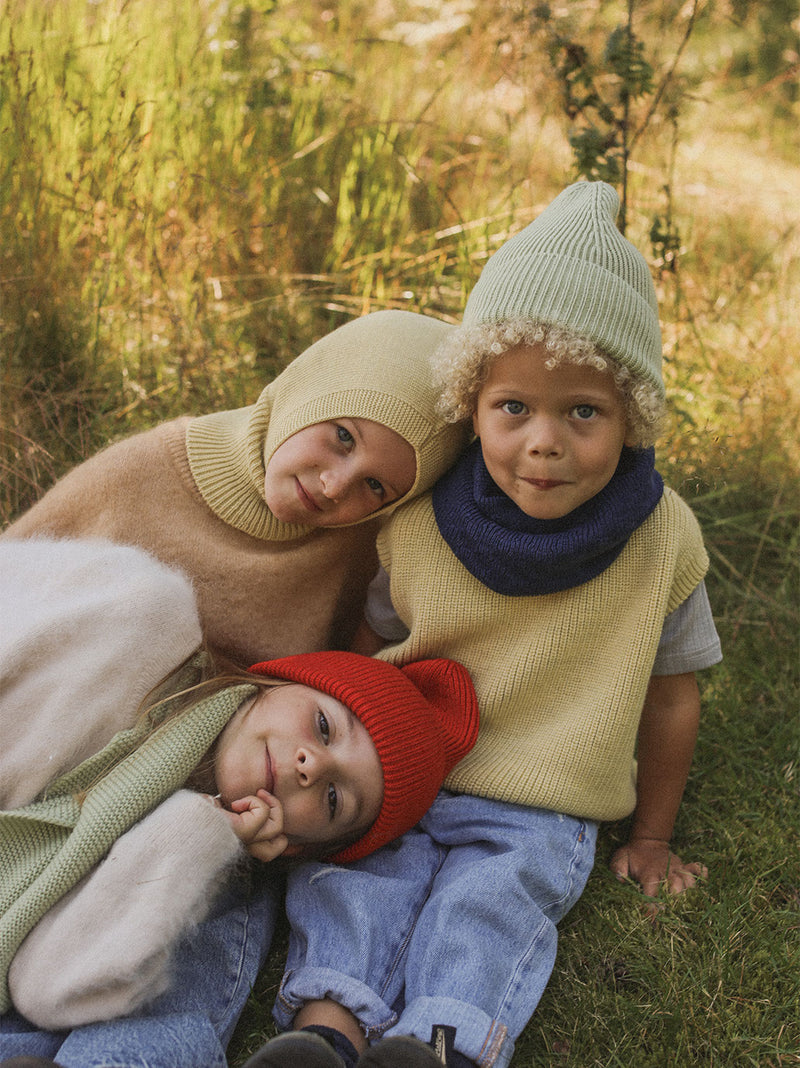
[1,2,798,1064]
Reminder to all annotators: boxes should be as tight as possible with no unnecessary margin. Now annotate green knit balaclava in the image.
[187,310,471,540]
[462,181,664,399]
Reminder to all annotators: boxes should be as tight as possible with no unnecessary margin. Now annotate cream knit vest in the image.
[376,487,708,821]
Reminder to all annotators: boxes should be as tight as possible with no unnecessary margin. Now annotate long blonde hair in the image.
[76,649,281,804]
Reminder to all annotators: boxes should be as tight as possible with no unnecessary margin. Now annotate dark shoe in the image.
[357,1036,444,1067]
[242,1031,346,1068]
[0,1060,62,1067]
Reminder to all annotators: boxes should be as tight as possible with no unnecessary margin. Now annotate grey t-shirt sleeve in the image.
[364,565,410,642]
[366,567,723,674]
[652,580,722,675]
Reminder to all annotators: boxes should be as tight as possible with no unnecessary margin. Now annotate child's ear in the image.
[624,427,640,449]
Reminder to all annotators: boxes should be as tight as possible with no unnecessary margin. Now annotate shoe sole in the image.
[242,1031,346,1068]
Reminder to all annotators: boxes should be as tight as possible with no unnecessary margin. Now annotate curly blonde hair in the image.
[431,318,665,448]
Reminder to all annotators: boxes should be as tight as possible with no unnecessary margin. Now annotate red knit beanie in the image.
[247,651,479,862]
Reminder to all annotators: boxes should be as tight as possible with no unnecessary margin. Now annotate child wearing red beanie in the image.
[0,538,477,1063]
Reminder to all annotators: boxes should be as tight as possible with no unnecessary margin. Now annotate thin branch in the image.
[630,0,701,153]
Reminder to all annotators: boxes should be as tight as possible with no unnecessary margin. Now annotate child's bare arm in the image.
[609,671,707,897]
[217,790,288,863]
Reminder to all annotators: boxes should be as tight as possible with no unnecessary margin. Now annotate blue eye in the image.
[318,711,330,743]
[573,404,596,420]
[327,783,338,820]
[336,425,354,445]
[501,400,526,416]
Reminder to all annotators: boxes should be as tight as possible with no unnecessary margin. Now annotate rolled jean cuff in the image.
[273,967,398,1040]
[390,996,511,1068]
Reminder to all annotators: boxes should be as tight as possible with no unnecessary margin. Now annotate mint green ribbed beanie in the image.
[463,181,664,398]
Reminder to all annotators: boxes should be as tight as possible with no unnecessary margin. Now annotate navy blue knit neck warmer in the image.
[431,440,664,596]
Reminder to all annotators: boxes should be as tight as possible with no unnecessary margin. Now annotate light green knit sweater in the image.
[0,669,254,1015]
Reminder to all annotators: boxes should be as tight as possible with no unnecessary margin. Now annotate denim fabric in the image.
[0,869,282,1068]
[275,792,597,1068]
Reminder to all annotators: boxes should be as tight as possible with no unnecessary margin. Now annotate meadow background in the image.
[1,1,798,1064]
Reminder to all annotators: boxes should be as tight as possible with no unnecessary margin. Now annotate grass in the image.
[226,483,800,1067]
[1,0,798,1064]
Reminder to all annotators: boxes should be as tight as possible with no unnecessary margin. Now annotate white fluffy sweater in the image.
[0,538,243,1028]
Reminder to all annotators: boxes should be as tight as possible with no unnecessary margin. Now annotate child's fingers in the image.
[254,791,285,833]
[664,858,708,895]
[609,849,631,882]
[247,834,289,864]
[638,870,662,899]
[255,789,282,810]
[232,793,285,839]
[226,793,279,820]
[215,792,288,847]
[609,844,642,887]
[609,843,707,899]
[222,798,271,842]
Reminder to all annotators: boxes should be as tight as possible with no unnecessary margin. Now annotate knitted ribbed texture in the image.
[247,651,480,863]
[462,182,664,398]
[2,419,386,666]
[186,311,471,541]
[376,488,708,821]
[0,675,254,1014]
[432,441,664,595]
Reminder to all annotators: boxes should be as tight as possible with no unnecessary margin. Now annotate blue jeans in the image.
[0,868,281,1068]
[274,792,597,1068]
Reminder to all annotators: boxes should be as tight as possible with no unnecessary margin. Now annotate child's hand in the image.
[216,790,288,863]
[609,837,708,899]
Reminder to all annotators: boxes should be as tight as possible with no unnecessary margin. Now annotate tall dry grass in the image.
[1,2,798,1064]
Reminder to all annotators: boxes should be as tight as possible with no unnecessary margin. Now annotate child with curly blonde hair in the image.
[250,182,722,1068]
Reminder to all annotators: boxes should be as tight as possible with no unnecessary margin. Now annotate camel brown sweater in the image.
[2,418,379,665]
[3,311,469,665]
